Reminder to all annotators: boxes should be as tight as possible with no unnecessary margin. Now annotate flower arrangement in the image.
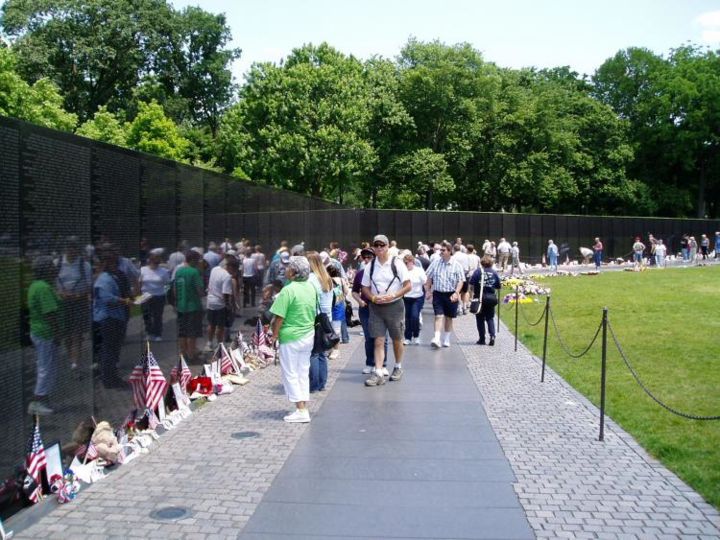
[500,276,551,296]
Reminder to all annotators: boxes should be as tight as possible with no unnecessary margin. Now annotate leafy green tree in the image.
[593,45,720,217]
[75,106,128,146]
[126,100,189,161]
[218,43,377,202]
[379,148,454,209]
[0,0,238,132]
[0,46,76,130]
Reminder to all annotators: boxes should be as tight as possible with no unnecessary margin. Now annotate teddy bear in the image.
[90,421,121,464]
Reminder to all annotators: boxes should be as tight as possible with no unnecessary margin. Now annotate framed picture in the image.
[44,441,63,485]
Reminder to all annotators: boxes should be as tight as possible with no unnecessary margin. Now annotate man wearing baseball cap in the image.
[361,234,411,386]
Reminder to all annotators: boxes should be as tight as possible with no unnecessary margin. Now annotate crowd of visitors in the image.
[24,229,719,420]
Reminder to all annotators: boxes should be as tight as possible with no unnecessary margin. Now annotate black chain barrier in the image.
[518,301,546,327]
[549,307,603,359]
[608,321,720,421]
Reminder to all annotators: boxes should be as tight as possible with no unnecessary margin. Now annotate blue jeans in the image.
[341,318,349,344]
[403,296,423,340]
[593,251,602,269]
[30,334,58,397]
[359,305,386,367]
[309,350,327,392]
[548,254,557,270]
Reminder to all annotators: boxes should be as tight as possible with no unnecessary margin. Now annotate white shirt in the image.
[207,266,233,310]
[242,256,257,277]
[654,244,666,256]
[140,265,170,297]
[467,253,480,274]
[167,251,185,272]
[361,256,410,300]
[497,241,511,254]
[451,251,470,272]
[405,266,427,298]
[387,245,399,258]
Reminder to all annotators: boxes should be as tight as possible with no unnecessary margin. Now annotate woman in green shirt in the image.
[270,256,317,423]
[27,256,60,415]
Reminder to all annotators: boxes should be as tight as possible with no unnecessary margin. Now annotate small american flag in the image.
[219,344,235,375]
[128,350,168,412]
[25,424,47,503]
[252,318,266,347]
[170,355,192,390]
[85,441,99,461]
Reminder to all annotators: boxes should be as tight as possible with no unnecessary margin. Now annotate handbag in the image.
[469,298,480,314]
[313,298,339,354]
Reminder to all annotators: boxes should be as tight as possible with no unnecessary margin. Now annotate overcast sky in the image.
[171,0,720,83]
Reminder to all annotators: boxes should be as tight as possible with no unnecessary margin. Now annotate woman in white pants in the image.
[269,256,317,423]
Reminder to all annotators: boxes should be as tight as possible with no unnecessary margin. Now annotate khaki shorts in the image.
[369,300,405,341]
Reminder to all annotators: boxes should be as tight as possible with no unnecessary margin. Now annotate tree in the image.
[126,100,189,161]
[218,43,377,202]
[379,148,454,209]
[0,46,76,130]
[0,0,239,132]
[75,106,127,146]
[593,45,720,217]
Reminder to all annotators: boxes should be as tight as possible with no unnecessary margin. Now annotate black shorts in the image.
[207,307,228,327]
[178,311,203,338]
[432,291,459,318]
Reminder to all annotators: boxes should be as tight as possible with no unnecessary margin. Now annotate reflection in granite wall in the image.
[1,115,717,520]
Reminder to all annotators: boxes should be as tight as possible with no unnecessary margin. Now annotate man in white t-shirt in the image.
[361,234,411,386]
[205,257,239,351]
[496,238,511,273]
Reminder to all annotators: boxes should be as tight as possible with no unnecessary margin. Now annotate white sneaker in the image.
[362,366,373,374]
[411,337,420,345]
[28,401,54,415]
[381,367,390,377]
[442,340,451,348]
[430,338,441,349]
[402,339,411,345]
[283,409,310,423]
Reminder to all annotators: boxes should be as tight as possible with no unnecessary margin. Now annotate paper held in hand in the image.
[133,292,153,305]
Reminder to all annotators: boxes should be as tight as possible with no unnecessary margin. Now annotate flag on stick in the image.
[219,344,235,375]
[25,422,47,503]
[128,345,168,412]
[170,355,192,390]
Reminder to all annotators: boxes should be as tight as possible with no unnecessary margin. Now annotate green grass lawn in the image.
[501,265,720,509]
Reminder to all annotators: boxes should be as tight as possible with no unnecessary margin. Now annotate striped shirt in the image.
[426,258,465,292]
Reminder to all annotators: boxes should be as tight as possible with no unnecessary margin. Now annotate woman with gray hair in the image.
[269,256,317,423]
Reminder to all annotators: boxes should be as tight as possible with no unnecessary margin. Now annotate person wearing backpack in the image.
[360,234,411,387]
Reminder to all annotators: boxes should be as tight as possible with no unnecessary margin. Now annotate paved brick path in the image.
[13,333,359,540]
[455,312,720,539]
[11,308,720,539]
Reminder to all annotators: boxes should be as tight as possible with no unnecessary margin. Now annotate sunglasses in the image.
[373,242,386,248]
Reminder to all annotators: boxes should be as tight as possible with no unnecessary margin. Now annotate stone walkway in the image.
[10,308,720,539]
[454,313,720,539]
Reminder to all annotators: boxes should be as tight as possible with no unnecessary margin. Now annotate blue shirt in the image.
[93,272,128,322]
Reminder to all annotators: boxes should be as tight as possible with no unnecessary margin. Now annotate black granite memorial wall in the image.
[1,115,718,519]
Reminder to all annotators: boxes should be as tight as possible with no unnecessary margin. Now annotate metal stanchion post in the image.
[496,292,500,334]
[599,307,608,442]
[541,296,550,382]
[514,284,519,352]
